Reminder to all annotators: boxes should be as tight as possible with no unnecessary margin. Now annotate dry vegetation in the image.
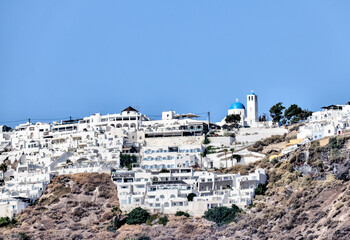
[0,173,119,240]
[1,135,350,240]
[247,134,287,153]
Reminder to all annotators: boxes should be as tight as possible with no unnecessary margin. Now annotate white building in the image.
[0,103,271,218]
[297,103,350,140]
[141,145,204,169]
[112,168,266,216]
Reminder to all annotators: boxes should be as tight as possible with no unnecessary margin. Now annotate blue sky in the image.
[1,1,350,126]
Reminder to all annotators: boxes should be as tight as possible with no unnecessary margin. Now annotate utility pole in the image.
[207,112,211,131]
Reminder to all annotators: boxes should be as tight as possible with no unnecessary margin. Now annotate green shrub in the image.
[120,153,138,170]
[175,211,190,217]
[158,216,168,226]
[138,237,151,240]
[203,204,242,225]
[17,232,29,240]
[275,162,282,168]
[187,193,196,201]
[111,206,121,214]
[146,214,158,226]
[205,146,216,154]
[255,184,267,195]
[232,154,241,163]
[126,207,150,225]
[203,135,211,145]
[328,136,349,150]
[0,217,17,228]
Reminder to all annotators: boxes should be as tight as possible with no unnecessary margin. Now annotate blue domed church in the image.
[222,91,258,127]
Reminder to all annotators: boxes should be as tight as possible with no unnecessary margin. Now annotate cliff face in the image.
[1,136,350,240]
[115,136,350,240]
[0,173,119,240]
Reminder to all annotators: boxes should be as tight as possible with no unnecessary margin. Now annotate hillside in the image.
[1,135,350,240]
[115,136,350,240]
[0,173,119,240]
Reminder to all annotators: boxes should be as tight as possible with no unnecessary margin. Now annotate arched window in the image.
[170,194,175,198]
[164,202,170,207]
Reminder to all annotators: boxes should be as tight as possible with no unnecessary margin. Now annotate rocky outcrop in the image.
[1,136,350,240]
[0,173,119,240]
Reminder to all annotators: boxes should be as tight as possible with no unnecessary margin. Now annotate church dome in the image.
[230,102,245,110]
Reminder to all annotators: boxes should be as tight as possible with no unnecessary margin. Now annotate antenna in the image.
[208,112,211,131]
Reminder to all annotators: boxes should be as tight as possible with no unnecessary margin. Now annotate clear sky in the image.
[1,1,350,126]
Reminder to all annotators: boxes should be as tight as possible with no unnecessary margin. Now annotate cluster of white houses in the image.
[2,93,347,218]
[112,167,267,216]
[297,103,350,140]
[0,93,267,218]
[0,92,289,218]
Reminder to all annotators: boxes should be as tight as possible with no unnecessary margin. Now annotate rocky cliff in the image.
[1,135,350,240]
[0,173,119,240]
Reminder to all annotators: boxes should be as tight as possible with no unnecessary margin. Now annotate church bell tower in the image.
[246,91,258,126]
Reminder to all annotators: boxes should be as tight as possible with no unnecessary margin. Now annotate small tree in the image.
[232,154,241,163]
[284,104,312,124]
[158,216,168,226]
[258,113,268,122]
[0,163,7,173]
[120,153,138,170]
[111,206,122,215]
[203,135,210,145]
[126,207,150,225]
[0,217,17,227]
[175,211,190,217]
[203,205,242,226]
[225,114,241,129]
[269,102,285,125]
[297,109,312,122]
[187,193,196,202]
[255,184,267,195]
[284,104,302,122]
[111,206,123,230]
